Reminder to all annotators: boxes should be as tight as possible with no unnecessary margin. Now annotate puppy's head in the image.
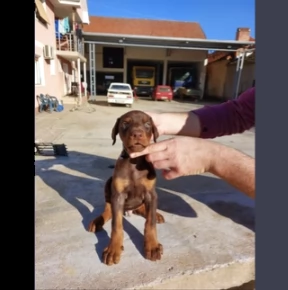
[111,110,159,153]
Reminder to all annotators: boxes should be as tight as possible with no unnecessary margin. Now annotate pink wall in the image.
[35,0,55,50]
[35,0,72,109]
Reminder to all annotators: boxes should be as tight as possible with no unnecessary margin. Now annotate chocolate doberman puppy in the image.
[88,110,165,266]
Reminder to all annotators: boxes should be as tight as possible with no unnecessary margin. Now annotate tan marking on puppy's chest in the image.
[139,176,156,191]
[113,177,130,193]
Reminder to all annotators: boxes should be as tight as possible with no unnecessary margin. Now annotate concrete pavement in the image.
[35,97,255,289]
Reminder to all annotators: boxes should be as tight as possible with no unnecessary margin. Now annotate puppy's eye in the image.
[122,122,128,129]
[144,122,151,128]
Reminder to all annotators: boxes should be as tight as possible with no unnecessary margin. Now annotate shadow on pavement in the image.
[35,151,254,261]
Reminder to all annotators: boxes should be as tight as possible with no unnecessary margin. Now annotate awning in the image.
[83,32,256,52]
[35,0,50,24]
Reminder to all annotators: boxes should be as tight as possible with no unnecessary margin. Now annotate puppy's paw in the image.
[88,216,104,233]
[102,244,124,266]
[144,241,163,261]
[156,212,165,224]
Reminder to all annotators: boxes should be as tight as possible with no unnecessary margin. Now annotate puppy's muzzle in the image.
[130,129,144,140]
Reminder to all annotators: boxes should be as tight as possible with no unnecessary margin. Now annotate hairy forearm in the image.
[209,144,255,198]
[160,111,201,137]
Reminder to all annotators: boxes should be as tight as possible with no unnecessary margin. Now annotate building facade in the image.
[83,17,208,98]
[205,28,255,99]
[35,0,89,112]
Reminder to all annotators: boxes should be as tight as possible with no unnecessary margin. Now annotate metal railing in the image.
[55,32,84,55]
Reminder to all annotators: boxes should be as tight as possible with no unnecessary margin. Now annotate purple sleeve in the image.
[193,87,255,139]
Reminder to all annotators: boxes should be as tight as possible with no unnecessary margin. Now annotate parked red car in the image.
[152,85,173,101]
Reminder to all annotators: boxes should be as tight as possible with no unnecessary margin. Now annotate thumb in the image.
[162,169,179,180]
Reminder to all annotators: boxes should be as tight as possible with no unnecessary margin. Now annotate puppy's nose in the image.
[131,130,143,139]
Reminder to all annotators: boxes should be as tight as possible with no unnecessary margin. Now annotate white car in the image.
[106,82,134,107]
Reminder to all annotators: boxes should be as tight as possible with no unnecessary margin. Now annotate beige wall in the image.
[205,60,228,99]
[35,0,73,109]
[125,47,206,62]
[205,59,255,100]
[224,63,255,99]
[85,45,207,88]
[86,45,207,71]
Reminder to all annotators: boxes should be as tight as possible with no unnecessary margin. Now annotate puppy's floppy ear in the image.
[111,118,120,145]
[150,117,159,143]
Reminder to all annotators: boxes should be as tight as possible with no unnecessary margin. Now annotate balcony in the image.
[56,32,84,55]
[55,31,86,62]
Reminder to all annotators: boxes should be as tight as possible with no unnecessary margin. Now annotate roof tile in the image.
[83,16,206,39]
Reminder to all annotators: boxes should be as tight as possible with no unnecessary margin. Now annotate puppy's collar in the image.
[119,147,129,159]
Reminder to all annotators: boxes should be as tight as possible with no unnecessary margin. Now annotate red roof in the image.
[208,36,255,64]
[83,16,207,39]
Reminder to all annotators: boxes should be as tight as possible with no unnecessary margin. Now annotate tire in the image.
[107,103,111,107]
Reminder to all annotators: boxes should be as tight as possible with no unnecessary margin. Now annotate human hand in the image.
[130,136,218,179]
[144,111,166,136]
[145,110,201,138]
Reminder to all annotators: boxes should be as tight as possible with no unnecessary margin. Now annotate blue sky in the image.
[87,0,255,40]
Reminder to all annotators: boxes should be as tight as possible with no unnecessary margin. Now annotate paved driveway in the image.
[35,97,255,289]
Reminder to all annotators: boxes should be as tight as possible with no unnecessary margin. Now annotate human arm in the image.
[209,143,255,198]
[193,87,255,138]
[130,137,255,199]
[148,87,255,139]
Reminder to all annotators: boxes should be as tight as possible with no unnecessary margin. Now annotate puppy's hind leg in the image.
[132,204,165,224]
[88,177,113,233]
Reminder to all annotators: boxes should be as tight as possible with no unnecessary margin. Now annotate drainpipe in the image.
[83,61,87,98]
[77,57,82,105]
[72,8,77,52]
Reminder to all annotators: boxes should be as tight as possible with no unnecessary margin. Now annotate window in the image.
[35,57,44,85]
[35,58,41,85]
[135,68,154,78]
[158,87,172,92]
[109,84,131,91]
[103,47,124,69]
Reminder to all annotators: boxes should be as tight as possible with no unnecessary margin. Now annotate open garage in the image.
[84,70,124,95]
[166,61,203,99]
[82,16,254,101]
[127,59,164,97]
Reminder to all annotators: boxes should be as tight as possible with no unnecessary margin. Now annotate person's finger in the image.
[162,169,179,180]
[130,141,168,158]
[152,159,171,170]
[146,151,170,163]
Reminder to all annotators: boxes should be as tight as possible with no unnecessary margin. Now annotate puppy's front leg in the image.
[144,189,163,261]
[102,190,125,266]
[88,202,112,232]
